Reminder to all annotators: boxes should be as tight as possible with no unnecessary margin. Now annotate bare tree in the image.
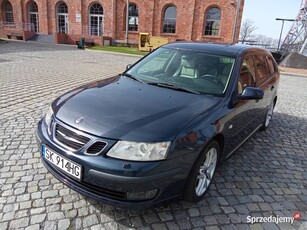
[240,19,257,43]
[254,34,279,49]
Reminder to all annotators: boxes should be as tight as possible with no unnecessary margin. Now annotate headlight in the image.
[44,106,53,132]
[107,141,171,161]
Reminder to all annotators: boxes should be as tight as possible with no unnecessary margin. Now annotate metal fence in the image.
[22,23,35,32]
[81,25,104,37]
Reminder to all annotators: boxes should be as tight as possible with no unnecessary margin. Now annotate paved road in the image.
[0,40,306,230]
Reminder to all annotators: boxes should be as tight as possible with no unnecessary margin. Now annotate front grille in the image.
[86,141,107,154]
[55,123,90,150]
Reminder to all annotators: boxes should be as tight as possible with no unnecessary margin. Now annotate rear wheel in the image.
[183,140,219,202]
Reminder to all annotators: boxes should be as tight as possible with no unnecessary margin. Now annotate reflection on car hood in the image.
[53,76,221,142]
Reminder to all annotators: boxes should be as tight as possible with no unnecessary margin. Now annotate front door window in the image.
[238,55,256,94]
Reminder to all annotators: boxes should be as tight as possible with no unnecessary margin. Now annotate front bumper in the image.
[36,119,189,209]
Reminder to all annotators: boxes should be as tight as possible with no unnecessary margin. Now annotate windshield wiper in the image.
[147,82,200,94]
[121,73,144,83]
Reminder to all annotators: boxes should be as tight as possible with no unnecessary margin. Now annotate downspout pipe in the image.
[231,0,241,43]
[126,0,129,46]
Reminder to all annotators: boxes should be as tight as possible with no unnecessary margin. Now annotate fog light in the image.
[127,189,158,200]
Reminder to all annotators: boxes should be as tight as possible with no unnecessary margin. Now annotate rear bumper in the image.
[36,119,188,209]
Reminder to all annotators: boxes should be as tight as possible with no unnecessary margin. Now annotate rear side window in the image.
[254,54,269,86]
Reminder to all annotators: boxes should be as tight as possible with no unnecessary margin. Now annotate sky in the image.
[241,0,302,40]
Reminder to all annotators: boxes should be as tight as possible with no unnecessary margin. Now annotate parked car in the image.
[36,42,279,209]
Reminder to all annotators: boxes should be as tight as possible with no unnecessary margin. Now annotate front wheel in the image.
[183,140,220,203]
[260,100,275,131]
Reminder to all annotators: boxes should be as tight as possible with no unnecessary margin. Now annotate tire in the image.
[183,140,220,203]
[260,100,275,131]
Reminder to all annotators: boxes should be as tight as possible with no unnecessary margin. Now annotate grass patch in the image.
[89,45,148,56]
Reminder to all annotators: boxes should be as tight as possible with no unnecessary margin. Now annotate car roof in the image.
[162,42,268,57]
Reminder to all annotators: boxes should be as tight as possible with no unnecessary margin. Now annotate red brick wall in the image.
[114,0,244,43]
[115,0,155,42]
[192,0,242,43]
[152,0,197,42]
[0,0,244,44]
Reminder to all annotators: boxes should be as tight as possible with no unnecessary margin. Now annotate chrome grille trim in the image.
[57,130,85,145]
[51,120,108,155]
[53,122,91,151]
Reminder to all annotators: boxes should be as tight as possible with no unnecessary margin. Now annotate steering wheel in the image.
[200,74,222,85]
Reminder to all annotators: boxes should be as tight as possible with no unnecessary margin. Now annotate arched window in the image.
[204,7,221,36]
[28,1,39,32]
[89,3,104,36]
[90,3,103,14]
[162,5,176,33]
[56,1,68,33]
[57,2,68,13]
[2,0,14,24]
[28,1,38,12]
[128,3,138,31]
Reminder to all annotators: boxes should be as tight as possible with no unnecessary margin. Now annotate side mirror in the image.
[126,64,132,70]
[237,87,264,100]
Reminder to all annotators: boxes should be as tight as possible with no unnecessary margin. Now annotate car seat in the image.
[173,56,199,78]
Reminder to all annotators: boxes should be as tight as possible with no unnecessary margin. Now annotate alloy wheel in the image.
[195,147,218,196]
[265,102,274,127]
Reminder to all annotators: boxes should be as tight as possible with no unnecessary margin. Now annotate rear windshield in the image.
[126,47,235,95]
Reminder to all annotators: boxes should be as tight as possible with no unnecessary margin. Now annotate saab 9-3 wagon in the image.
[36,42,279,209]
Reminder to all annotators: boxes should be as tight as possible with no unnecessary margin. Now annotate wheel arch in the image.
[182,135,222,202]
[188,133,224,174]
[212,133,224,161]
[273,96,277,106]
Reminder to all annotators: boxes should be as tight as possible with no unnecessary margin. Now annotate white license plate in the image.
[42,145,82,180]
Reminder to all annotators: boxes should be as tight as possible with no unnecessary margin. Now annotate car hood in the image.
[53,76,221,142]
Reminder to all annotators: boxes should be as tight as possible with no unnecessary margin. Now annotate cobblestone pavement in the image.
[0,40,306,230]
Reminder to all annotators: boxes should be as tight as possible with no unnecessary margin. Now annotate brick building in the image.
[0,0,244,45]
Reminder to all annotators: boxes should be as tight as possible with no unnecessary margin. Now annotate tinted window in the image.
[254,54,269,86]
[238,55,256,94]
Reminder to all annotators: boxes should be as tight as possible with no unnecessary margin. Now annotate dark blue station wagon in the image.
[36,42,279,209]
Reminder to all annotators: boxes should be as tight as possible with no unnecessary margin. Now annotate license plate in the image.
[42,145,82,180]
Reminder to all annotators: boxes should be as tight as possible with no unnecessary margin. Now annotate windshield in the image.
[126,47,235,95]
